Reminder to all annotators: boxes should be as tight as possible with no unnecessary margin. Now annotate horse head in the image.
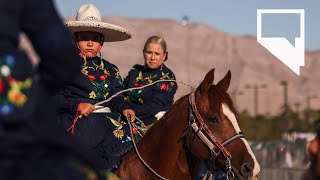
[185,68,260,180]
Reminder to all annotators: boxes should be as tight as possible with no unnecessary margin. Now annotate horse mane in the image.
[145,94,189,134]
[209,85,239,119]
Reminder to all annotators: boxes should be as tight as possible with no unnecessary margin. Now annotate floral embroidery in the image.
[159,83,169,91]
[100,74,107,81]
[114,67,124,86]
[110,116,123,128]
[156,72,175,92]
[128,69,176,103]
[103,92,109,99]
[0,79,4,94]
[89,91,96,99]
[132,127,138,135]
[113,130,124,139]
[91,80,110,99]
[8,86,27,106]
[107,115,146,142]
[87,74,96,81]
[160,72,170,80]
[108,115,126,140]
[80,58,112,99]
[0,54,32,115]
[133,71,157,86]
[127,89,143,104]
[128,71,157,104]
[138,98,143,104]
[0,103,13,116]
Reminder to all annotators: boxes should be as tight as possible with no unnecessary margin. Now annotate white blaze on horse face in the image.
[222,104,261,179]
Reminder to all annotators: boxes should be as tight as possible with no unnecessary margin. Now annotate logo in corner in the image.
[257,9,305,76]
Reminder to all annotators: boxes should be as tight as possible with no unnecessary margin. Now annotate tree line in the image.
[239,108,320,141]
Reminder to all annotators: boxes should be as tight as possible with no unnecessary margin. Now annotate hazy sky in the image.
[54,0,320,51]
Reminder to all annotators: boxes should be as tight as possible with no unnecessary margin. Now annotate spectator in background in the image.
[302,120,320,180]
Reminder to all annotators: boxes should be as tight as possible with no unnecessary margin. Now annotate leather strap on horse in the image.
[189,92,231,159]
[222,132,245,147]
[127,115,170,180]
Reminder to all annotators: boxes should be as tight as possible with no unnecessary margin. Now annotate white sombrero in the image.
[65,4,131,42]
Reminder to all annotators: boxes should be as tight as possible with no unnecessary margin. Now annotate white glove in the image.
[155,111,166,120]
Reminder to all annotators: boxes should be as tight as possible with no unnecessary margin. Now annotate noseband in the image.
[185,92,245,180]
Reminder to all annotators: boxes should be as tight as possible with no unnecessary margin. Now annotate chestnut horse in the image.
[116,69,260,180]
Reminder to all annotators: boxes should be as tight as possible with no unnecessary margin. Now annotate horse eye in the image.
[208,116,218,123]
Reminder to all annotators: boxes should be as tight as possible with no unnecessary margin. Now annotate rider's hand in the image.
[123,109,135,122]
[78,103,95,117]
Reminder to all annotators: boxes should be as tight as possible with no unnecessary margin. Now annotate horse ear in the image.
[216,70,231,92]
[198,68,215,93]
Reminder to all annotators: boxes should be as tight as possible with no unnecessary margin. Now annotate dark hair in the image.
[143,36,168,61]
[74,32,104,45]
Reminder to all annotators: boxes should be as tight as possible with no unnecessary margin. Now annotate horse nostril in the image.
[240,163,253,177]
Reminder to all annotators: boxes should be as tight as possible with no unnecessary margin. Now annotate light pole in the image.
[230,89,243,110]
[281,81,289,116]
[294,102,301,119]
[294,102,300,113]
[181,16,192,92]
[245,84,267,117]
[306,94,317,123]
[280,81,291,133]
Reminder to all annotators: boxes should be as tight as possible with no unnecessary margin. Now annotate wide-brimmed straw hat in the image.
[65,4,131,42]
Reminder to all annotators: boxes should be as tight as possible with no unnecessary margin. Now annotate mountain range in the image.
[20,16,320,116]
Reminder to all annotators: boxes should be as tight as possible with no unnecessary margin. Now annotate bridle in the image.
[185,91,245,180]
[125,89,245,180]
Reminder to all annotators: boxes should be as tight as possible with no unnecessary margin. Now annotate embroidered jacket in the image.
[124,64,177,125]
[54,57,130,115]
[53,57,145,168]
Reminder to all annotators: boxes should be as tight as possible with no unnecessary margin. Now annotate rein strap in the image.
[189,92,231,158]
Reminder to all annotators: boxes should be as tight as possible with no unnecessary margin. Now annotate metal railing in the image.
[258,168,305,180]
[250,140,309,180]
